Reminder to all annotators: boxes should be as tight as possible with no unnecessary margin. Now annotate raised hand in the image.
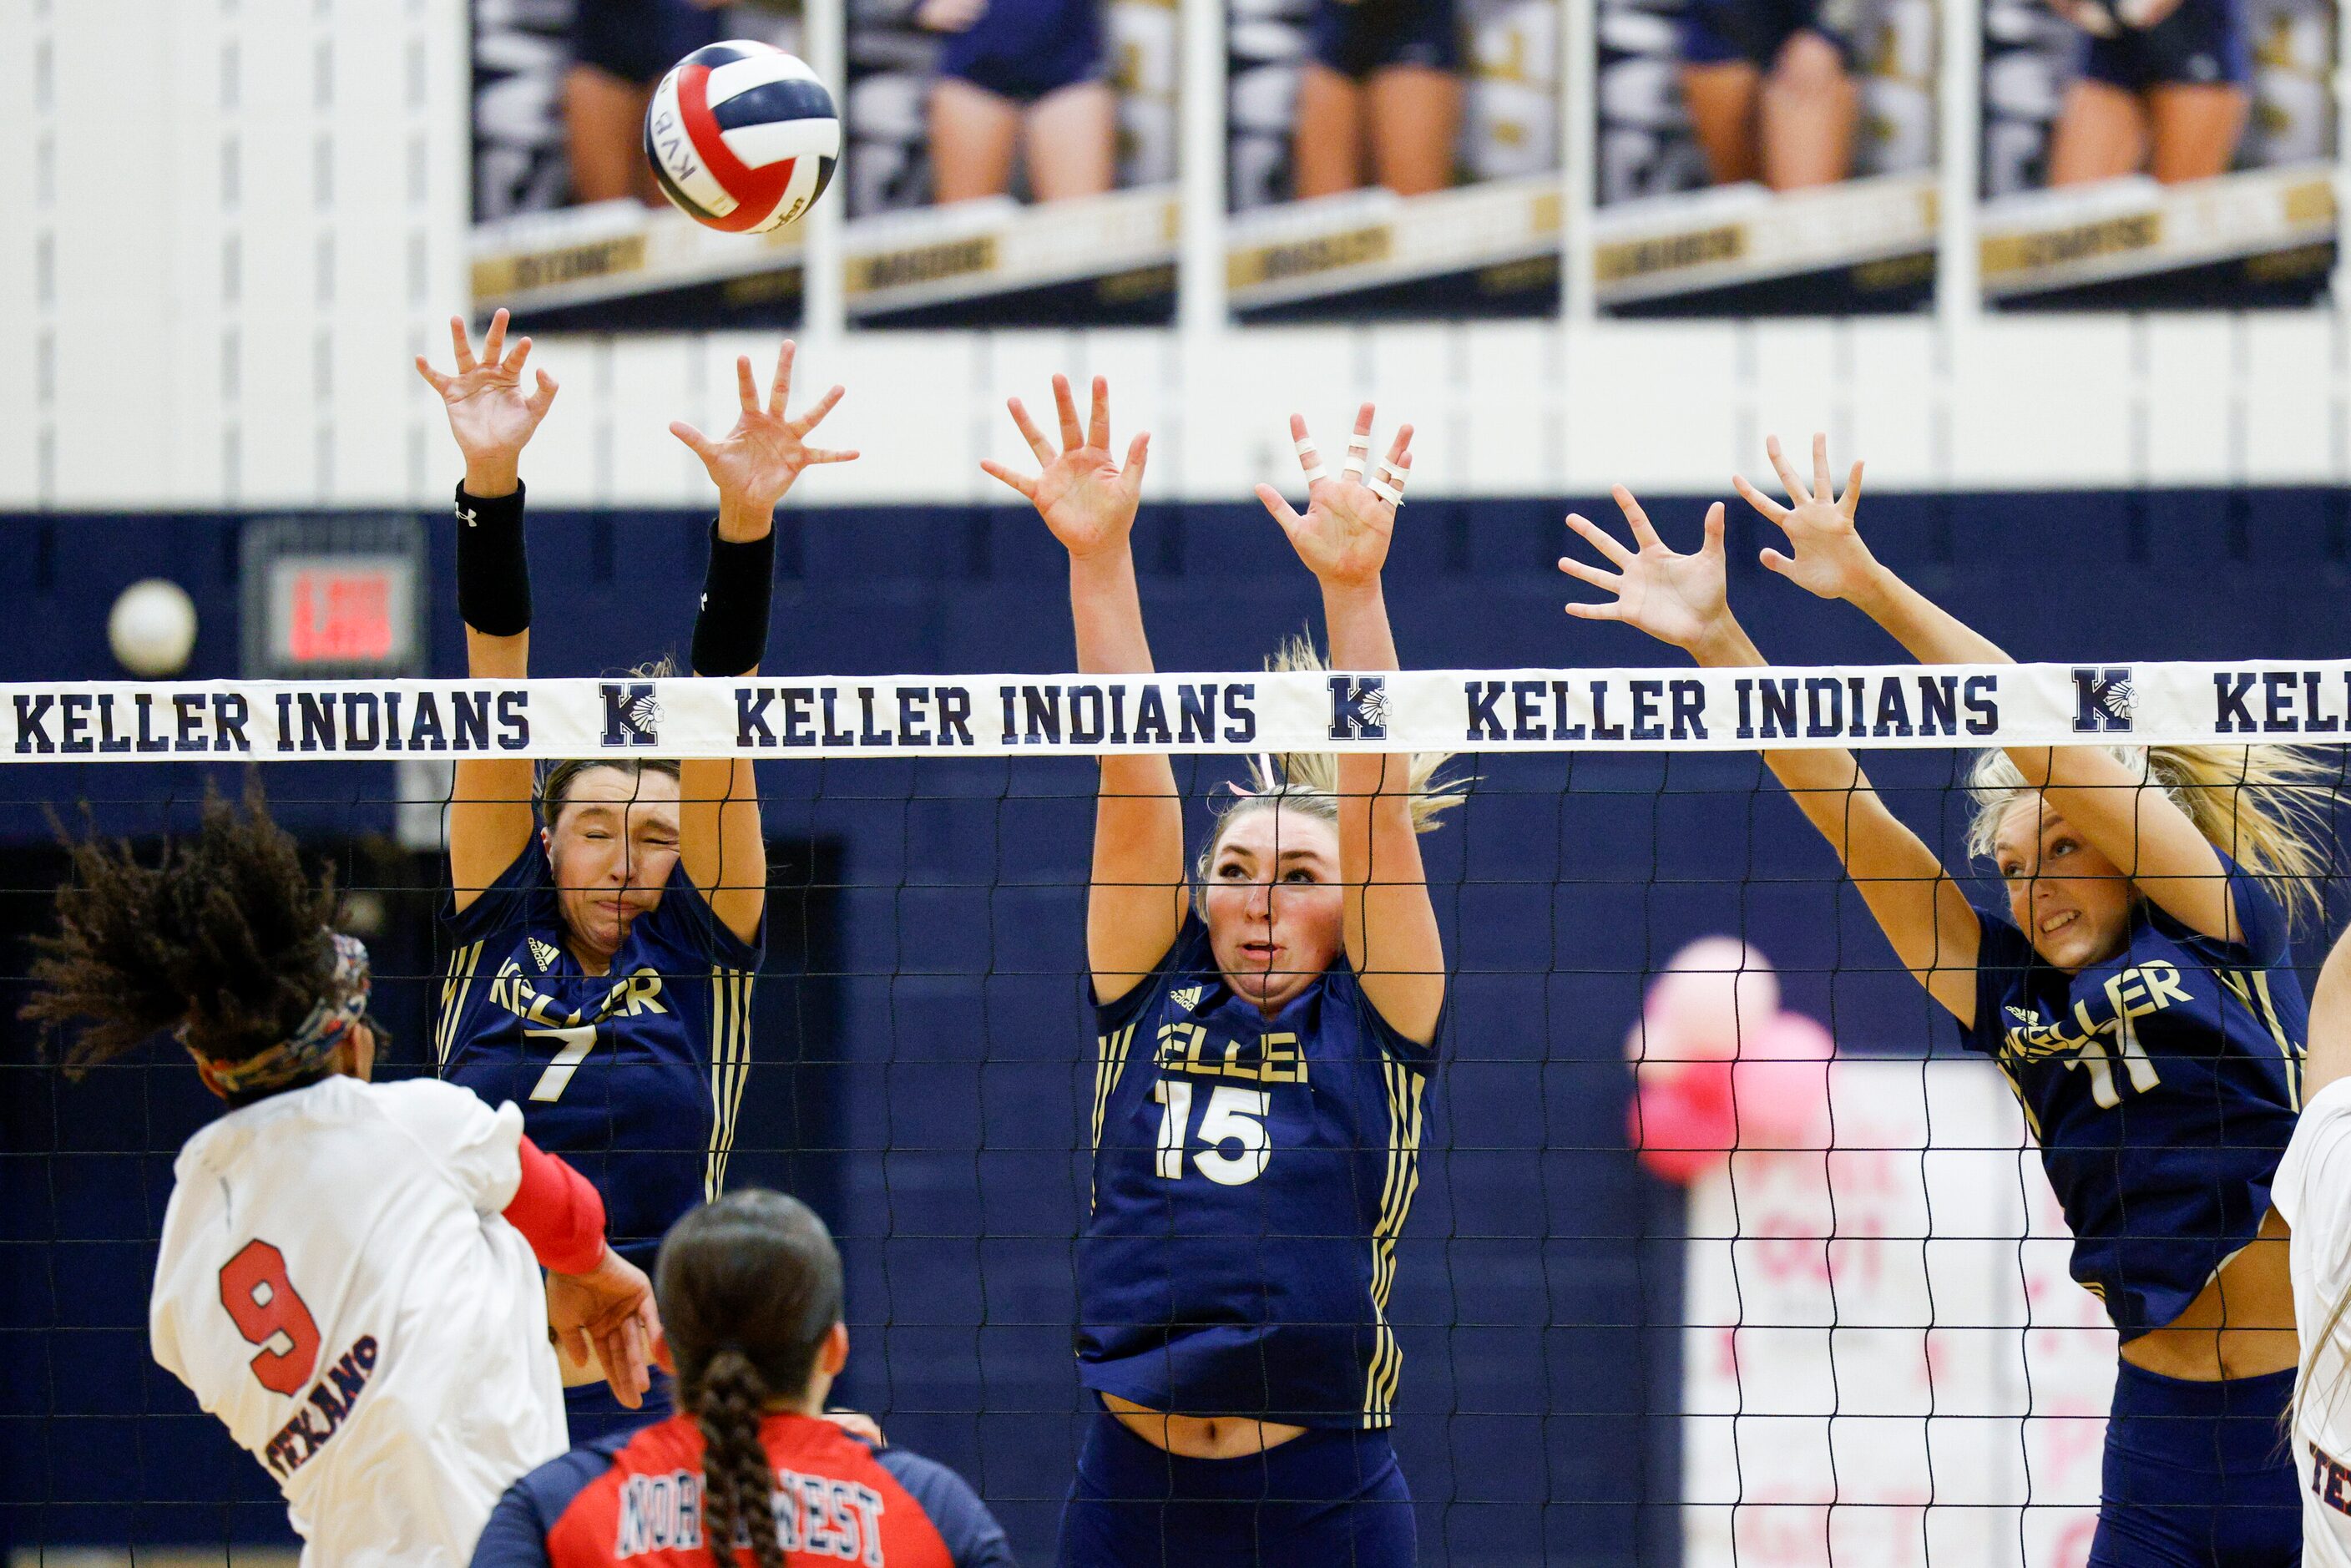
[414,309,558,493]
[670,341,857,537]
[982,375,1150,559]
[1559,488,1735,655]
[1732,432,1873,602]
[545,1247,661,1409]
[1256,404,1411,590]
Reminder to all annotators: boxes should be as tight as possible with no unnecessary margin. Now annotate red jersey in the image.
[471,1411,1013,1568]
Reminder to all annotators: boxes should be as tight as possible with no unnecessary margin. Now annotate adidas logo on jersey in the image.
[1171,985,1203,1015]
[529,938,559,973]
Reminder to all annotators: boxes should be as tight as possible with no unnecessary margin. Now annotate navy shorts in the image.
[570,0,728,87]
[2079,0,2250,90]
[937,0,1105,104]
[2086,1363,2300,1567]
[561,1368,674,1446]
[1680,0,1857,69]
[1056,1411,1417,1568]
[1309,0,1462,80]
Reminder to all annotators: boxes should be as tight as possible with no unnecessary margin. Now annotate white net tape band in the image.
[0,662,2303,759]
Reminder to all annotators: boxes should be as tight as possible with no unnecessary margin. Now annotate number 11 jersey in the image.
[148,1075,566,1567]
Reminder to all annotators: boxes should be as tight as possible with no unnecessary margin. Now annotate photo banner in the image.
[5,662,2348,761]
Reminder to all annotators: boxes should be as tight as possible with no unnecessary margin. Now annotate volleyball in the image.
[106,578,198,677]
[643,42,839,235]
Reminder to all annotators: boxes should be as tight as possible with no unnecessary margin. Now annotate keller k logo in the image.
[1327,675,1388,741]
[2071,667,2133,734]
[602,682,662,747]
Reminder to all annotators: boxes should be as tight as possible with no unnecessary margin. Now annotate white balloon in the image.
[109,578,199,678]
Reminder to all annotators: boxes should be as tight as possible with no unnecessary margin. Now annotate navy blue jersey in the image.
[1959,853,2304,1340]
[438,846,761,1270]
[1078,914,1433,1429]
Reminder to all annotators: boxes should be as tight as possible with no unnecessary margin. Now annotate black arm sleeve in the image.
[689,522,776,677]
[454,482,531,637]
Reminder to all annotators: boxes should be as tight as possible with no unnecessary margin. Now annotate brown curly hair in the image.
[22,782,341,1096]
[656,1190,846,1568]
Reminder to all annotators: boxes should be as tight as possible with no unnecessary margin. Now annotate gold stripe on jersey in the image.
[1363,1057,1426,1428]
[1090,1023,1137,1210]
[2219,967,2303,1110]
[1993,1057,2042,1141]
[435,941,484,1065]
[705,967,756,1200]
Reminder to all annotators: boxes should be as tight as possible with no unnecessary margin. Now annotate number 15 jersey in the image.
[1077,913,1435,1429]
[149,1075,566,1567]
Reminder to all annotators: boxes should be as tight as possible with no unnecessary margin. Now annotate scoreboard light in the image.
[240,518,427,679]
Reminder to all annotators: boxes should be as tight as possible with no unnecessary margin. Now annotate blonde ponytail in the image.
[1964,744,2339,928]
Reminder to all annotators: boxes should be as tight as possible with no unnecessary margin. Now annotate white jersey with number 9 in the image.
[148,1075,566,1567]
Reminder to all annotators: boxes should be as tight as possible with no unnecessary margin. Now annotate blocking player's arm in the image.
[670,341,855,948]
[2305,920,2351,1104]
[981,375,1181,1004]
[1561,488,1983,1026]
[509,1136,658,1409]
[1736,433,2237,944]
[416,310,558,915]
[1259,406,1446,1044]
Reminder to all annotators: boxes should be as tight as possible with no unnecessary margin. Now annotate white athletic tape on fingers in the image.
[1302,463,1328,483]
[1294,438,1328,483]
[1369,478,1403,506]
[1342,441,1369,479]
[1377,458,1408,484]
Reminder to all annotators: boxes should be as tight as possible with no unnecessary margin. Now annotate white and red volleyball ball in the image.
[644,42,839,235]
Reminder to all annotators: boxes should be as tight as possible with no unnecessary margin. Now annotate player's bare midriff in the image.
[1099,1393,1312,1459]
[2118,1206,2297,1382]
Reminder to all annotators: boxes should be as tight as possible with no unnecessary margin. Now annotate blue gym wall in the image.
[3,488,2346,1566]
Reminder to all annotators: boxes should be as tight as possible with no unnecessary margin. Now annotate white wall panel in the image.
[1845,317,1939,490]
[1561,322,1741,493]
[1948,317,2135,489]
[0,0,2344,517]
[2239,312,2340,483]
[2140,316,2237,485]
[604,337,699,504]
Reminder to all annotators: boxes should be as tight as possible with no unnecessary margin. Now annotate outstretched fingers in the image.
[1811,432,1833,503]
[501,333,533,377]
[1764,433,1812,506]
[768,340,797,418]
[1256,483,1307,539]
[1052,374,1084,451]
[447,315,478,374]
[1087,376,1111,453]
[1839,458,1864,517]
[413,355,452,396]
[669,421,717,462]
[1289,413,1327,488]
[1613,484,1665,551]
[525,367,559,418]
[735,355,761,415]
[980,458,1040,501]
[1117,431,1150,500]
[1557,553,1621,592]
[1006,397,1054,466]
[1732,473,1787,525]
[480,309,508,370]
[1565,510,1636,569]
[791,383,845,437]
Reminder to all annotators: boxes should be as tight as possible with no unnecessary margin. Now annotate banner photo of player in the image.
[1591,0,1937,315]
[1226,0,1564,321]
[1979,0,2335,308]
[470,0,817,331]
[837,0,1179,326]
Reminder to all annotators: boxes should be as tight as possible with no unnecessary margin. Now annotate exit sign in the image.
[241,518,427,678]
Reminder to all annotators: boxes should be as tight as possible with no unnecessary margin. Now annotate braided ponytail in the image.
[656,1191,847,1568]
[692,1348,783,1568]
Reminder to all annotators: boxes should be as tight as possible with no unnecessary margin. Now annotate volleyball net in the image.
[8,658,2348,1568]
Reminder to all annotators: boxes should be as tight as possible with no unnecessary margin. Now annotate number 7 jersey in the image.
[1077,913,1434,1429]
[148,1075,567,1567]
